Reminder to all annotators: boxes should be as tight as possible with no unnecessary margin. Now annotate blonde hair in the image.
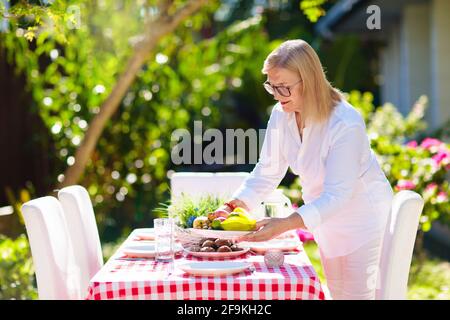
[262,39,344,125]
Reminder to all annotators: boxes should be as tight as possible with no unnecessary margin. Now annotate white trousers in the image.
[319,236,383,300]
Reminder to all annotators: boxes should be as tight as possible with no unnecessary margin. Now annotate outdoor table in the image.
[86,229,326,300]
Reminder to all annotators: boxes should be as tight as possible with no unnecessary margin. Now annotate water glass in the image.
[154,218,175,262]
[264,202,284,218]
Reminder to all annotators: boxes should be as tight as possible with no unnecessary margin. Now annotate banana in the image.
[220,215,256,231]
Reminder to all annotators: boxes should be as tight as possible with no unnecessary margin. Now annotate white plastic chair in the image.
[376,190,425,300]
[21,196,82,300]
[170,172,292,218]
[58,185,103,296]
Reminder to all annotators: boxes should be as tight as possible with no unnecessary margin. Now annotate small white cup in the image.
[154,218,175,262]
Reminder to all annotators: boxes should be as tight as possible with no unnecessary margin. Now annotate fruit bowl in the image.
[190,207,257,233]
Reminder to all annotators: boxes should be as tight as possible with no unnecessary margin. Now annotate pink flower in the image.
[396,180,416,191]
[296,229,315,242]
[432,150,449,166]
[425,183,438,192]
[406,140,418,148]
[420,138,442,150]
[437,192,448,203]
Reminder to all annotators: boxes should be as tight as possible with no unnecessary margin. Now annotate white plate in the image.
[179,261,252,276]
[122,243,157,258]
[241,239,301,253]
[187,228,252,239]
[184,247,250,259]
[133,229,155,240]
[122,243,183,258]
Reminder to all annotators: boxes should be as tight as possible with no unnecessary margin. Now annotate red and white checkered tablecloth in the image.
[86,230,326,300]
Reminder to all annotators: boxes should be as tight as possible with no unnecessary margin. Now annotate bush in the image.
[386,138,450,231]
[0,234,37,300]
[355,92,449,232]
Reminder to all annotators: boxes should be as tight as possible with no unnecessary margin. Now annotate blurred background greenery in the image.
[0,0,448,299]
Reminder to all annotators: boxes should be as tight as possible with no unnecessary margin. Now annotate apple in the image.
[207,210,230,221]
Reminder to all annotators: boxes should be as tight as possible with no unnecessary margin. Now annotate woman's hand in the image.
[215,204,232,214]
[236,217,287,242]
[214,198,249,214]
[235,213,306,242]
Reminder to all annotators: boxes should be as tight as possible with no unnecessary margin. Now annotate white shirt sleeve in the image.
[296,124,367,231]
[231,108,289,212]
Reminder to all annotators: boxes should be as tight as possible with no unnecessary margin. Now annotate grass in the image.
[303,241,326,282]
[408,256,450,300]
[302,241,450,300]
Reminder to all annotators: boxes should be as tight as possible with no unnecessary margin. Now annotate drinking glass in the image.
[154,218,175,262]
[264,202,284,218]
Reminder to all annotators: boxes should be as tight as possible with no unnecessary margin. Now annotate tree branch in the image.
[162,0,209,30]
[58,0,211,188]
[157,0,174,16]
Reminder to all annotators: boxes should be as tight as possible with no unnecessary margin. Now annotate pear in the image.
[211,217,226,230]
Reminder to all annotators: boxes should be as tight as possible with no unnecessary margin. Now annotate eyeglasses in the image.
[263,79,302,97]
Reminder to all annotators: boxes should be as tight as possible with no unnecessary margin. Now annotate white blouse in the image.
[232,99,394,258]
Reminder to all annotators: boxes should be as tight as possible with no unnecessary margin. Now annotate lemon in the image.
[232,207,249,215]
[221,216,256,231]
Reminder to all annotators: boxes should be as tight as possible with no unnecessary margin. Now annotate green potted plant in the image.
[154,193,226,229]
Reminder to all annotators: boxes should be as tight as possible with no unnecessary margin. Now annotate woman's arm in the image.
[236,212,306,242]
[216,198,250,213]
[227,107,289,213]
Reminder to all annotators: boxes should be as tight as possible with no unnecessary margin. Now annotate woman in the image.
[215,39,394,300]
